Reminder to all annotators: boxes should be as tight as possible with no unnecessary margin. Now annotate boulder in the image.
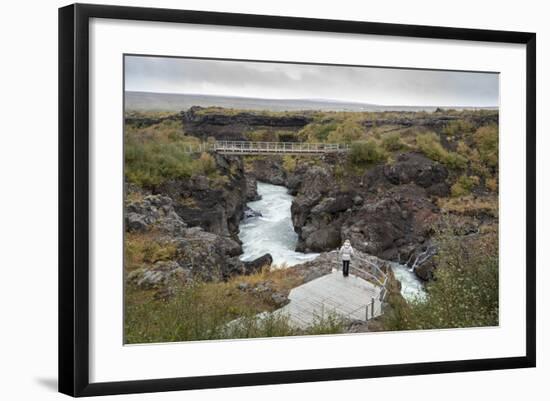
[303,227,341,252]
[243,253,273,273]
[125,213,148,232]
[127,260,190,290]
[244,206,262,219]
[125,194,187,235]
[311,194,353,215]
[384,152,449,191]
[271,292,290,307]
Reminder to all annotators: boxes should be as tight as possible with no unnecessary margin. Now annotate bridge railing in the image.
[213,141,350,153]
[178,141,352,154]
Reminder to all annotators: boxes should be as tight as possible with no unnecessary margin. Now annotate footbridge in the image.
[213,141,350,155]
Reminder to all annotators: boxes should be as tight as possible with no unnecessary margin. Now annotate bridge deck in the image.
[274,269,383,328]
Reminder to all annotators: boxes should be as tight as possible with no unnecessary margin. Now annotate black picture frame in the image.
[58,3,536,397]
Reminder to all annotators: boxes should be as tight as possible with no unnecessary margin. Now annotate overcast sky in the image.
[125,55,499,107]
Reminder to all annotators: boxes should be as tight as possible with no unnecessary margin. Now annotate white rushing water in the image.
[238,181,426,300]
[390,262,426,301]
[239,182,319,266]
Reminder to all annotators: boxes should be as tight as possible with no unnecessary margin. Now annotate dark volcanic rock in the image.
[384,152,449,192]
[301,227,341,252]
[182,106,312,141]
[291,165,331,230]
[248,157,287,186]
[243,253,273,273]
[361,112,498,132]
[125,194,187,235]
[157,154,248,237]
[341,184,438,262]
[311,194,353,215]
[127,260,190,290]
[246,176,261,201]
[125,113,180,129]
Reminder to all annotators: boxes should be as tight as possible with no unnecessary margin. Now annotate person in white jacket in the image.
[338,239,355,277]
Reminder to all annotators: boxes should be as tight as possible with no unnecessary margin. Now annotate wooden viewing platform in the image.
[212,141,350,155]
[274,270,384,328]
[273,252,389,329]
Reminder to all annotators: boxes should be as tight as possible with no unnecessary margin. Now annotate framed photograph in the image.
[59,3,536,397]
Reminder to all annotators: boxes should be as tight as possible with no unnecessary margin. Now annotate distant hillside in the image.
[125,91,495,113]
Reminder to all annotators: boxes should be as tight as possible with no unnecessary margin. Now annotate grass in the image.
[437,195,498,218]
[450,174,480,197]
[415,132,467,170]
[326,119,365,143]
[124,121,219,187]
[473,124,498,169]
[349,139,387,166]
[442,119,475,139]
[298,122,338,142]
[125,232,178,272]
[124,117,223,187]
[381,132,406,151]
[125,266,345,343]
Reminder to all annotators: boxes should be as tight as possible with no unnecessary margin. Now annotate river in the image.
[238,182,425,300]
[238,182,319,266]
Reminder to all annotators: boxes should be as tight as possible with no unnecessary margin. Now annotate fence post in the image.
[365,305,369,321]
[371,297,375,319]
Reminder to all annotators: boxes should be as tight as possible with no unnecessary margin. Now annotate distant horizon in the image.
[124,89,499,110]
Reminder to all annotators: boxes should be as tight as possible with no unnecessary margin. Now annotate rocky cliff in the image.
[245,150,495,281]
[181,106,312,141]
[124,153,272,299]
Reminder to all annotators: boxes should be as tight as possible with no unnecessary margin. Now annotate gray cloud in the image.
[125,55,499,107]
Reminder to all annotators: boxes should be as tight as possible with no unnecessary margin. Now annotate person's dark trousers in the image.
[342,260,350,277]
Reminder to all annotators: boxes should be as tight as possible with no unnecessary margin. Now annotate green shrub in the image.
[125,140,194,186]
[282,155,297,172]
[349,139,387,166]
[381,133,405,151]
[451,175,479,197]
[327,119,364,143]
[298,122,337,142]
[381,219,498,330]
[125,135,219,187]
[473,124,498,168]
[442,120,475,137]
[197,152,217,175]
[416,132,467,169]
